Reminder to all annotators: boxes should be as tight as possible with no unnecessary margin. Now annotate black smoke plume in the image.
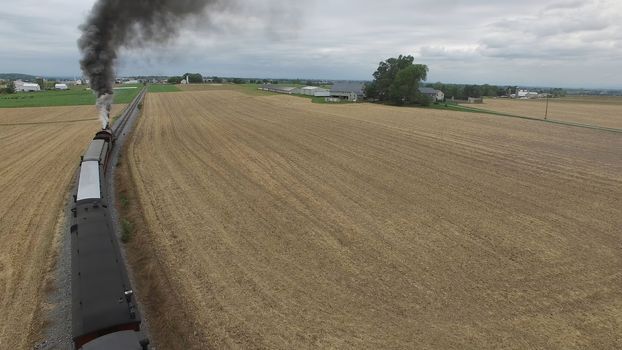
[78,0,220,128]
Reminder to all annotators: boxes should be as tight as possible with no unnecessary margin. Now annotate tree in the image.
[365,55,428,105]
[212,76,223,83]
[6,81,15,94]
[36,78,45,90]
[182,73,203,84]
[167,76,183,84]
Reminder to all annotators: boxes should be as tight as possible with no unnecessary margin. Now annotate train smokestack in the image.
[78,0,221,127]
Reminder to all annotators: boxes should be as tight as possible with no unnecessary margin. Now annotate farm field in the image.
[124,90,622,349]
[479,97,622,129]
[0,104,125,349]
[147,84,181,93]
[176,83,277,96]
[0,85,141,108]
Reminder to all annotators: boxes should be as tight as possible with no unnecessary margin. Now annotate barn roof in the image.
[330,82,366,95]
[418,87,438,94]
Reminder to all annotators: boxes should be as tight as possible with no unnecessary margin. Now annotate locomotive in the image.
[71,128,149,349]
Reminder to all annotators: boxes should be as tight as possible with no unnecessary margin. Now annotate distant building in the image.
[324,97,342,103]
[123,79,140,85]
[467,97,484,104]
[435,90,445,101]
[55,83,69,90]
[294,86,330,97]
[330,82,366,101]
[515,89,539,99]
[418,87,444,102]
[14,80,41,92]
[259,84,297,94]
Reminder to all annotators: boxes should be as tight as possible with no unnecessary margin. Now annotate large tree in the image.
[183,73,204,84]
[365,55,428,105]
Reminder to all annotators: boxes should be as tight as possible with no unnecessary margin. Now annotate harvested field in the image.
[0,105,125,349]
[125,90,622,349]
[480,97,622,129]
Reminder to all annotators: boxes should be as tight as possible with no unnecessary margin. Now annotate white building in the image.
[435,90,445,101]
[14,80,41,92]
[294,86,330,97]
[259,84,297,94]
[55,83,69,90]
[516,89,539,99]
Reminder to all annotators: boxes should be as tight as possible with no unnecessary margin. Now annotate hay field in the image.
[125,90,622,349]
[0,105,124,349]
[480,97,622,129]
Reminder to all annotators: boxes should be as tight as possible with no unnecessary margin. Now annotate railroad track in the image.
[112,87,147,135]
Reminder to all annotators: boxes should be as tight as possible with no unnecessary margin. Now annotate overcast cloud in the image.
[0,0,621,88]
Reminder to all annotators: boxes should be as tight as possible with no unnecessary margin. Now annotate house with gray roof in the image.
[418,87,444,102]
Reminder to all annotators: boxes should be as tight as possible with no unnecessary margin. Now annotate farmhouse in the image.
[14,80,41,92]
[418,87,445,102]
[330,82,366,101]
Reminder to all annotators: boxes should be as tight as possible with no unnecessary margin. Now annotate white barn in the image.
[14,80,41,92]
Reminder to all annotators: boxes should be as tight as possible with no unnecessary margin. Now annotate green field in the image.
[147,84,180,93]
[0,85,142,108]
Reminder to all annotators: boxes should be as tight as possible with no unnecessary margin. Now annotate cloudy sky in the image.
[1,0,621,88]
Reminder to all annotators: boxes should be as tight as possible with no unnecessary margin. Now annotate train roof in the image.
[76,161,101,201]
[83,139,107,162]
[71,201,140,344]
[82,330,145,350]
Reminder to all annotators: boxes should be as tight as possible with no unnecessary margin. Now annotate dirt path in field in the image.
[125,91,622,349]
[479,98,622,129]
[0,105,125,349]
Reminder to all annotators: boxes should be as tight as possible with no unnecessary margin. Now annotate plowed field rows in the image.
[0,105,124,349]
[480,98,622,129]
[126,90,622,349]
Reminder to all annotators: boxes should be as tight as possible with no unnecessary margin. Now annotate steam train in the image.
[71,128,149,349]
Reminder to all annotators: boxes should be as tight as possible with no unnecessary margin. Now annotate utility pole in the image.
[544,93,549,120]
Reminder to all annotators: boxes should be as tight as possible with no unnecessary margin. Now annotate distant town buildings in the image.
[510,89,550,99]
